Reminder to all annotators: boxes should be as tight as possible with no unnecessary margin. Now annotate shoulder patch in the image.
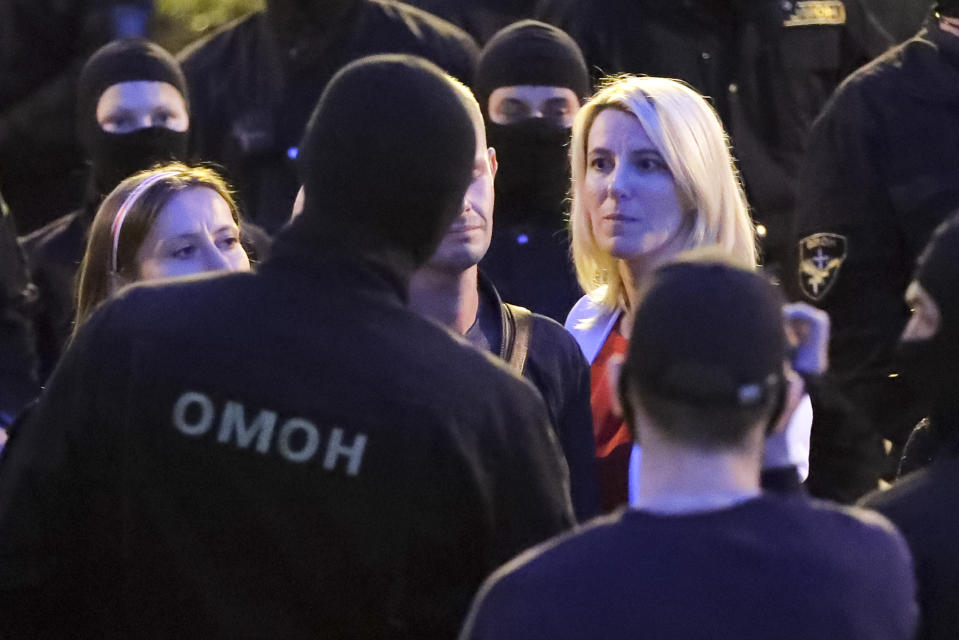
[798,233,847,301]
[784,1,846,27]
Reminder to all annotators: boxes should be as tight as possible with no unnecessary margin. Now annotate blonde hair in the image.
[569,75,757,315]
[74,162,242,331]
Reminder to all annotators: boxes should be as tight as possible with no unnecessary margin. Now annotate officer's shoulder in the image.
[97,270,254,337]
[365,0,480,58]
[830,35,923,105]
[176,10,262,68]
[859,463,949,521]
[370,0,473,38]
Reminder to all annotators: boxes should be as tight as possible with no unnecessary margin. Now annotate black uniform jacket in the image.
[177,0,480,232]
[0,192,37,423]
[0,232,574,638]
[794,20,959,448]
[19,205,92,380]
[478,273,599,520]
[860,449,959,640]
[537,0,890,263]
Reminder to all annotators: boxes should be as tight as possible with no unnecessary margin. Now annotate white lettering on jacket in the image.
[171,391,367,475]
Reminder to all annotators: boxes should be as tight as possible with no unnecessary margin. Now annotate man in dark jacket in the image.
[0,55,574,638]
[536,0,891,271]
[794,1,959,488]
[860,210,959,640]
[409,81,598,520]
[177,0,480,232]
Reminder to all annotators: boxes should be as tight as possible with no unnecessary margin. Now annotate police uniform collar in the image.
[263,227,410,303]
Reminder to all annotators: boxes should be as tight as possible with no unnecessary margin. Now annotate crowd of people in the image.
[0,0,957,637]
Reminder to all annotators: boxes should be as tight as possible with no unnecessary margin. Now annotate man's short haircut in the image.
[446,75,485,138]
[619,248,786,449]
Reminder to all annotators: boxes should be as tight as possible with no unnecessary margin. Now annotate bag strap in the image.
[503,303,533,375]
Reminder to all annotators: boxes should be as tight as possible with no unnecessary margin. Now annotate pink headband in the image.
[110,171,178,273]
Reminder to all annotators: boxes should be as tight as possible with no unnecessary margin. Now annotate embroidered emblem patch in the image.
[784,0,846,27]
[798,233,847,301]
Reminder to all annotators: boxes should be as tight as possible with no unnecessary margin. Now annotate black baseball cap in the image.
[627,257,786,407]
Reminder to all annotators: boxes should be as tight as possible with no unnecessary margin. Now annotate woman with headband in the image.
[74,163,251,330]
[564,76,758,512]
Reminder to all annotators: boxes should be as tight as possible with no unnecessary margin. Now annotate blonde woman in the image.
[564,75,757,511]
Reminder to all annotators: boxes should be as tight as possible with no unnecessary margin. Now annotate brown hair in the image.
[74,162,242,332]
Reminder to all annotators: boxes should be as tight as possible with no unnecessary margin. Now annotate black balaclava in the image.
[295,54,475,275]
[895,210,959,448]
[77,39,189,199]
[474,20,590,223]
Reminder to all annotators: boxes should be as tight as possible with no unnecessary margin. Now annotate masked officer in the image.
[860,210,959,640]
[794,1,959,491]
[0,55,574,638]
[19,39,191,380]
[473,20,589,323]
[177,0,480,233]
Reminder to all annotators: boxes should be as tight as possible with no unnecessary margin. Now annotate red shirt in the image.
[589,321,632,512]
